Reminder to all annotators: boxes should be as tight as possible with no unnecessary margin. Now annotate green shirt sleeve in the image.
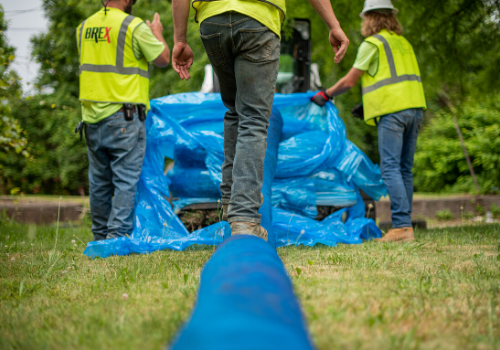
[353,41,379,77]
[132,22,165,62]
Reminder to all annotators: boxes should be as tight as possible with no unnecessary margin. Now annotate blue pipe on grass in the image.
[169,108,313,350]
[169,235,314,350]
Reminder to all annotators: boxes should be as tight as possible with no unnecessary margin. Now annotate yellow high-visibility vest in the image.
[191,0,286,22]
[361,29,426,125]
[77,8,151,111]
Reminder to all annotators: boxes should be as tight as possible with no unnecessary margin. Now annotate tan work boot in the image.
[375,227,415,243]
[230,222,268,242]
[222,194,264,222]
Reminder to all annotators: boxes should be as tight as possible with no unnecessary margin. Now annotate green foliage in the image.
[436,209,454,221]
[491,204,500,219]
[414,98,500,194]
[0,6,29,190]
[462,211,475,220]
[3,93,87,194]
[476,204,485,216]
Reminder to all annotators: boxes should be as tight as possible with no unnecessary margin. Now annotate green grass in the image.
[1,221,499,350]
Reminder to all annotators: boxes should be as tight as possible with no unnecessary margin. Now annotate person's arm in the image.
[172,0,194,80]
[146,13,170,68]
[307,0,349,63]
[311,68,363,106]
[326,68,364,97]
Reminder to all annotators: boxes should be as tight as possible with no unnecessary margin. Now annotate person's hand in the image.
[329,27,349,64]
[146,13,163,37]
[172,42,194,80]
[311,90,332,107]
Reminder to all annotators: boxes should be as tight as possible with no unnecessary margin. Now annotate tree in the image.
[0,6,29,194]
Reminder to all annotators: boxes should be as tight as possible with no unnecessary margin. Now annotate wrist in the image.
[174,36,188,45]
[327,18,340,32]
[152,30,164,41]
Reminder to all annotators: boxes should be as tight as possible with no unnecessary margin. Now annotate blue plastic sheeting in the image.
[272,178,317,218]
[169,235,314,350]
[273,188,381,247]
[310,170,357,207]
[333,140,387,201]
[84,92,385,258]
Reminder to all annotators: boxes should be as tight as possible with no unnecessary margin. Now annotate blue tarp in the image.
[84,92,386,258]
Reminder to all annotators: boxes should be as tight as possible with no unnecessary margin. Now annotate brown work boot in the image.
[230,222,268,242]
[375,227,415,243]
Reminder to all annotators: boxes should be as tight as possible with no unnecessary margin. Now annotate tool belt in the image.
[75,103,147,142]
[122,103,147,122]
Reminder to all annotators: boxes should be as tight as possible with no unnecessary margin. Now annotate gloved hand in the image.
[311,90,332,107]
[351,103,364,119]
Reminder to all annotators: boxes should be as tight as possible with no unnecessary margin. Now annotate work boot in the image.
[230,222,268,242]
[222,194,264,222]
[375,227,415,243]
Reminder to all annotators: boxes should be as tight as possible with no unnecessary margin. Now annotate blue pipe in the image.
[170,235,314,350]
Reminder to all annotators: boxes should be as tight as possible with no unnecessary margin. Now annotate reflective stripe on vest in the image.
[360,30,426,125]
[361,34,421,95]
[78,9,151,110]
[191,0,286,23]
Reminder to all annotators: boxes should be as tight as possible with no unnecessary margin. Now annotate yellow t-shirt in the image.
[79,20,164,124]
[353,41,379,77]
[195,0,283,38]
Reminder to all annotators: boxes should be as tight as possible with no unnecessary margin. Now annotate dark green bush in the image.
[414,98,500,194]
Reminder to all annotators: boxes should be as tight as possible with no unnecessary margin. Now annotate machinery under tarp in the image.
[84,92,386,258]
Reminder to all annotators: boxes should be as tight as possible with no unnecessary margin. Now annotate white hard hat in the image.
[360,0,398,18]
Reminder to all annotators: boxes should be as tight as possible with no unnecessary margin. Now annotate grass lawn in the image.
[1,220,499,350]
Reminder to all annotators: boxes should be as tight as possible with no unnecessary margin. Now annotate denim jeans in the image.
[378,108,423,228]
[200,12,280,224]
[85,110,146,240]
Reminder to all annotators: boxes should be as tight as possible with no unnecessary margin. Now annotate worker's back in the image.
[77,8,150,110]
[361,29,426,125]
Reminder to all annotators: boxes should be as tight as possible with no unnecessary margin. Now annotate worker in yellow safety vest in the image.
[170,0,349,241]
[76,0,170,241]
[312,0,427,243]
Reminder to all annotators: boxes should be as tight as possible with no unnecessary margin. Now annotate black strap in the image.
[74,121,85,142]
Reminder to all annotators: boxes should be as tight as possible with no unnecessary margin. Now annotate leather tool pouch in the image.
[138,104,146,121]
[124,103,134,121]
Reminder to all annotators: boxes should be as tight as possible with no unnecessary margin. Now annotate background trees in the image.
[0,6,29,194]
[1,0,499,195]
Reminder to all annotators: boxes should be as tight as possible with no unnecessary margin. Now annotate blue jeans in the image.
[200,12,280,224]
[378,108,423,228]
[85,110,146,240]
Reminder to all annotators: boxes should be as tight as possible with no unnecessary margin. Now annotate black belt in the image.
[75,104,146,142]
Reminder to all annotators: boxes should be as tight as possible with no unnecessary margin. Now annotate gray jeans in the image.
[200,12,280,224]
[85,111,146,240]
